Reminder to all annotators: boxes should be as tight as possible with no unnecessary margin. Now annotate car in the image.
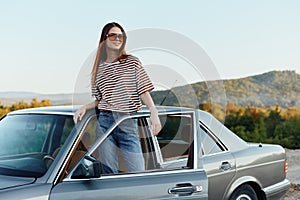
[0,105,290,200]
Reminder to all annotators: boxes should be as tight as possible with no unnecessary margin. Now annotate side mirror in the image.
[72,155,101,179]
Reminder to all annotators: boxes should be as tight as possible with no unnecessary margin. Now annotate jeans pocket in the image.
[99,112,114,131]
[117,118,138,135]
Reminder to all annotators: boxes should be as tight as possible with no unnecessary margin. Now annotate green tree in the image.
[265,107,283,138]
[274,116,300,149]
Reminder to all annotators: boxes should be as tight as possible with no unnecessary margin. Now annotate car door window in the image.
[155,114,194,169]
[199,123,225,155]
[78,116,99,151]
[59,117,76,146]
[63,116,145,176]
[87,117,148,175]
[61,116,99,175]
[66,113,196,179]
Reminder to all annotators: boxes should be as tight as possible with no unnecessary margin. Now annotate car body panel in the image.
[0,175,35,190]
[0,105,290,199]
[50,170,208,200]
[202,152,236,200]
[0,183,52,200]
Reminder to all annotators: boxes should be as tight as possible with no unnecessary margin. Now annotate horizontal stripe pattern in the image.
[91,56,154,113]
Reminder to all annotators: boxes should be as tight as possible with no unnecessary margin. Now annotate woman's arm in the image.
[140,92,161,135]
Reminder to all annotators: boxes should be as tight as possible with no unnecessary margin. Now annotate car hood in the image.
[0,175,35,190]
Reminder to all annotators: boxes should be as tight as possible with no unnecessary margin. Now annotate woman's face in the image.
[106,27,124,51]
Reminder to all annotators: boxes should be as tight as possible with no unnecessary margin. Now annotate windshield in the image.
[0,114,74,178]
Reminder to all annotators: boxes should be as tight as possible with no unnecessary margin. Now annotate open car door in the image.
[49,112,208,200]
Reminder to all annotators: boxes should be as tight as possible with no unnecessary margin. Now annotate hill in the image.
[1,70,299,108]
[0,92,91,106]
[151,70,300,108]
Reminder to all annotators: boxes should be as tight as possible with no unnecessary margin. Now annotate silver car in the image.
[0,105,290,199]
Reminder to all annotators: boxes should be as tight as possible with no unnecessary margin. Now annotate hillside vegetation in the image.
[1,70,300,149]
[0,98,52,117]
[151,70,300,149]
[152,70,300,108]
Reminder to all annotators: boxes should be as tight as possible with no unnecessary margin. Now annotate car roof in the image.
[7,105,195,116]
[7,105,80,116]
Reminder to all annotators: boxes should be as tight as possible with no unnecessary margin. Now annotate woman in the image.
[73,22,161,173]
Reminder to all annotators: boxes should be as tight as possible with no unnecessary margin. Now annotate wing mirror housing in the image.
[72,155,101,179]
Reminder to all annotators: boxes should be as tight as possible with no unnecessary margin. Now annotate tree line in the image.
[0,98,52,118]
[202,103,300,149]
[1,99,299,149]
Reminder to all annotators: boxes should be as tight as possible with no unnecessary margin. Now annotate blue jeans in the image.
[97,110,145,174]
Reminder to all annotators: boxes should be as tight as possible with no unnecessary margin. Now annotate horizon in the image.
[0,69,297,95]
[0,69,297,94]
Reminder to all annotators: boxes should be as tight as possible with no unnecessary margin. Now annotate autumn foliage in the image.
[0,98,52,118]
[222,103,300,149]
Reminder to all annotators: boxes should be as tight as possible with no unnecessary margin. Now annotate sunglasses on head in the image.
[106,33,124,41]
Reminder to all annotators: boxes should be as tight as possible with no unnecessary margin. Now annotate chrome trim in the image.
[192,111,198,169]
[207,170,236,178]
[152,134,164,165]
[161,157,188,165]
[201,149,230,158]
[64,168,205,182]
[236,159,285,172]
[199,121,228,151]
[10,111,74,116]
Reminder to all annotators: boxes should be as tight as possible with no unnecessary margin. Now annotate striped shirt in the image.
[91,56,154,113]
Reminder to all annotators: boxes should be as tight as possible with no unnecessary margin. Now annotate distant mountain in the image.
[1,70,299,108]
[0,92,92,106]
[151,70,300,108]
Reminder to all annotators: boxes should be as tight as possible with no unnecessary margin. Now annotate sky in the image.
[0,0,299,94]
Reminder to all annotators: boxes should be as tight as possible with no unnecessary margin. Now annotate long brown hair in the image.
[91,22,129,87]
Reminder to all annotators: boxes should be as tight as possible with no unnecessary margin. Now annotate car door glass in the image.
[156,114,194,169]
[59,117,75,146]
[199,124,224,155]
[67,116,148,177]
[63,116,99,174]
[93,117,147,175]
[79,116,99,151]
[69,114,195,179]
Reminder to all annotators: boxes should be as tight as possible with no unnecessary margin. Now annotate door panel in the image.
[50,112,208,199]
[203,152,235,200]
[49,170,208,200]
[199,123,236,199]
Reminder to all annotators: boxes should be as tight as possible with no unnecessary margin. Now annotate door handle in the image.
[168,183,202,196]
[220,161,232,171]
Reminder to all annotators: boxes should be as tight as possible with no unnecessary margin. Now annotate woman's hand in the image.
[73,106,86,124]
[149,107,161,136]
[140,92,162,135]
[73,101,98,124]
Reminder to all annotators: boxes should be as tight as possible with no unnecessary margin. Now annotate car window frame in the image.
[152,113,195,169]
[64,110,199,181]
[199,121,228,156]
